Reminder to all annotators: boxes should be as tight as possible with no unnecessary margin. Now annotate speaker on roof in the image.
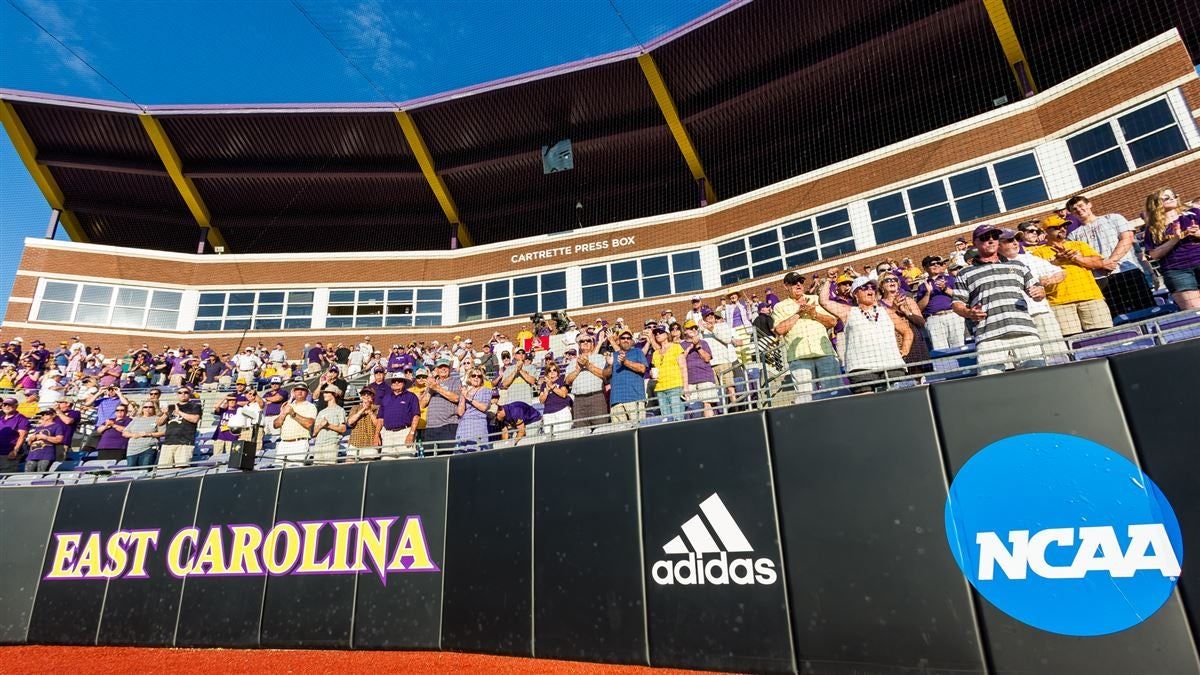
[542,139,574,174]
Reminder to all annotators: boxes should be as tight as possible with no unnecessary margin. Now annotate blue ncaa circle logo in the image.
[944,433,1183,636]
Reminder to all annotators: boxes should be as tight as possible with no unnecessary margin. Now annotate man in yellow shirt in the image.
[1028,215,1114,336]
[17,390,40,419]
[772,272,840,401]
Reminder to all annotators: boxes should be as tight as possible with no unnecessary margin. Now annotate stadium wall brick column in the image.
[5,342,1200,673]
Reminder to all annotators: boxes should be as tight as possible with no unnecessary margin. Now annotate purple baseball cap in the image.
[972,224,1002,241]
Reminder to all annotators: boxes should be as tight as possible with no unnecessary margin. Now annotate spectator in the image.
[422,359,461,448]
[916,256,966,351]
[211,394,242,456]
[232,347,262,384]
[273,382,316,466]
[819,277,911,393]
[701,308,739,406]
[52,398,81,454]
[651,326,685,421]
[311,387,346,465]
[679,320,718,418]
[878,271,930,372]
[1066,194,1155,314]
[127,353,152,389]
[948,237,969,268]
[158,387,201,468]
[122,401,163,467]
[306,342,324,375]
[95,403,131,461]
[455,368,493,452]
[17,390,39,419]
[1028,215,1113,336]
[261,377,287,430]
[232,388,264,453]
[39,370,66,406]
[24,410,63,473]
[566,334,607,428]
[374,373,420,458]
[538,362,573,434]
[753,301,774,335]
[1143,188,1200,309]
[1011,224,1070,362]
[312,367,348,411]
[0,398,29,473]
[685,297,705,326]
[269,342,288,365]
[606,329,648,423]
[491,400,543,442]
[347,388,381,460]
[951,224,1047,376]
[500,348,538,404]
[361,368,388,400]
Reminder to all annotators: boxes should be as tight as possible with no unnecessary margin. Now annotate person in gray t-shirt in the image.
[500,349,538,404]
[122,402,164,467]
[420,361,461,446]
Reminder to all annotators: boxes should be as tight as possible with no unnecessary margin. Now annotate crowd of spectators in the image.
[1,190,1197,472]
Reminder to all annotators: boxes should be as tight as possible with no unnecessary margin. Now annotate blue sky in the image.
[0,0,725,317]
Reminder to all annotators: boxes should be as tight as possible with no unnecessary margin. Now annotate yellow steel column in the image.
[394,110,473,248]
[637,52,717,205]
[139,114,228,251]
[982,0,1037,96]
[0,99,90,242]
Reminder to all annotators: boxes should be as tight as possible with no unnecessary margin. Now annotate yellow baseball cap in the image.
[1041,214,1069,229]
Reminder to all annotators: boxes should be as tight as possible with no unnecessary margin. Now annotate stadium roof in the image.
[2,0,1197,254]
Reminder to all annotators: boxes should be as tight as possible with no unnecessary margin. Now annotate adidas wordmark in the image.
[651,493,778,586]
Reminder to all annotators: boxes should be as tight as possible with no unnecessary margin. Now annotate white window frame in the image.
[1066,94,1188,183]
[326,287,443,329]
[580,250,703,307]
[193,289,314,331]
[32,279,182,331]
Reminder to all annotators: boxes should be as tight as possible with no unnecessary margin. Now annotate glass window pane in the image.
[672,251,700,271]
[114,287,148,308]
[198,292,225,305]
[873,216,912,244]
[228,292,255,305]
[721,269,751,286]
[386,316,414,327]
[283,318,311,329]
[193,319,221,331]
[223,318,251,331]
[540,272,566,291]
[949,168,992,197]
[329,290,355,303]
[907,181,947,210]
[288,291,313,303]
[150,291,181,310]
[358,290,384,303]
[781,220,813,239]
[1075,150,1128,187]
[254,318,282,330]
[146,309,178,330]
[820,224,853,243]
[611,260,638,281]
[413,315,439,327]
[954,192,1001,222]
[459,284,482,304]
[387,303,414,315]
[512,295,538,316]
[42,281,77,302]
[356,316,383,328]
[357,304,384,316]
[719,252,748,271]
[73,304,108,324]
[612,280,639,302]
[1000,178,1049,210]
[1127,127,1187,167]
[717,239,746,257]
[485,299,509,320]
[784,233,817,253]
[485,280,509,299]
[541,291,567,310]
[640,256,669,277]
[328,305,354,317]
[258,291,285,304]
[36,301,73,323]
[286,304,311,317]
[415,301,440,314]
[327,316,353,328]
[1118,100,1175,140]
[581,266,607,286]
[110,307,144,328]
[1066,124,1118,161]
[868,193,905,220]
[79,284,113,305]
[582,285,608,306]
[748,230,778,248]
[752,259,784,277]
[673,271,703,293]
[389,289,414,301]
[195,304,222,318]
[256,304,284,316]
[513,276,538,296]
[815,209,850,230]
[785,250,819,267]
[750,244,781,263]
[993,154,1040,185]
[459,303,482,323]
[913,204,955,233]
[416,288,440,300]
[642,276,671,298]
[820,240,856,258]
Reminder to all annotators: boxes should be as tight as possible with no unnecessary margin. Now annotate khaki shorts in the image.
[686,381,719,404]
[1052,299,1113,336]
[716,368,736,389]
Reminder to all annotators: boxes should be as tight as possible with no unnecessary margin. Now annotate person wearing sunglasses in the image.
[122,402,165,467]
[819,275,910,394]
[1027,215,1112,337]
[455,369,493,452]
[949,224,1047,377]
[1143,188,1200,310]
[95,404,132,461]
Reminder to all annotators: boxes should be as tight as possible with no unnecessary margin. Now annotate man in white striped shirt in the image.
[951,224,1048,376]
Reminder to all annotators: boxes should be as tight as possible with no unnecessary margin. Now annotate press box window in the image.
[329,288,442,328]
[35,280,181,330]
[1067,96,1187,187]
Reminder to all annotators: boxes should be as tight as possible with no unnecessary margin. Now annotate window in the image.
[34,281,182,330]
[993,154,1048,210]
[718,207,856,284]
[581,250,705,307]
[458,272,565,323]
[328,287,442,328]
[1067,96,1188,187]
[193,290,313,331]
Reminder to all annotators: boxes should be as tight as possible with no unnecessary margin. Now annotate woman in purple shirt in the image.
[1144,188,1200,310]
[680,322,718,418]
[538,362,572,434]
[25,410,64,472]
[95,404,132,460]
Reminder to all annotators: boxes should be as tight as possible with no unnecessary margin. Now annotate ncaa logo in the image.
[944,433,1183,636]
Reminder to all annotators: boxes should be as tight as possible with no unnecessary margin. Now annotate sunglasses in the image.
[976,233,1000,242]
[1162,192,1177,200]
[141,405,155,409]
[855,284,878,292]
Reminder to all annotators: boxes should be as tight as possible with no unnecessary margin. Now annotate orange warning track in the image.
[0,646,714,674]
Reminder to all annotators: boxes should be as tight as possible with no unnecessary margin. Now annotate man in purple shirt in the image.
[360,368,388,400]
[386,345,411,372]
[199,343,216,361]
[25,409,63,472]
[52,399,82,458]
[0,398,30,473]
[680,321,718,418]
[491,401,543,441]
[307,342,325,366]
[374,373,420,458]
[261,376,287,430]
[915,255,966,351]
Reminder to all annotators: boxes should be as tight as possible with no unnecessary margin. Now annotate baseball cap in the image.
[373,367,386,373]
[324,385,343,397]
[1,397,16,406]
[414,367,429,378]
[972,223,1002,241]
[998,228,1020,241]
[644,319,657,328]
[269,376,283,384]
[652,326,667,334]
[836,273,854,284]
[691,296,701,302]
[783,271,805,286]
[1041,214,1070,229]
[922,255,946,267]
[435,358,451,367]
[388,372,408,381]
[618,330,634,338]
[849,277,876,294]
[1018,220,1043,232]
[292,381,309,390]
[757,302,771,310]
[564,348,577,355]
[391,344,401,349]
[700,307,715,318]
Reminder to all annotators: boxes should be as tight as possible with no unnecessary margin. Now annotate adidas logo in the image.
[651,493,778,586]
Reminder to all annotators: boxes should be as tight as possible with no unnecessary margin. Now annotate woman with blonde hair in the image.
[1143,188,1200,309]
